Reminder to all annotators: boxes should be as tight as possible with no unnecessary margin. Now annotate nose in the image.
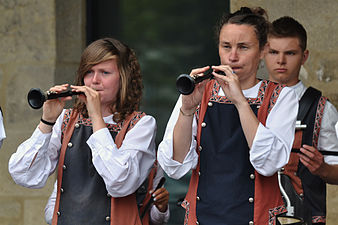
[229,48,239,62]
[277,53,286,65]
[92,72,101,83]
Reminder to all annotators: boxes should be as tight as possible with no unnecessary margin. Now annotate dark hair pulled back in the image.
[215,7,269,49]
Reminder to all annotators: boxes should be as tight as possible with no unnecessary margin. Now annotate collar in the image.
[289,81,307,100]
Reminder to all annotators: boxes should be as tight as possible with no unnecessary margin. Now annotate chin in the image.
[271,74,285,82]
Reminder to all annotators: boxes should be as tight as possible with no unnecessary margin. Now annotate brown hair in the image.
[73,38,143,122]
[269,16,307,51]
[215,7,269,50]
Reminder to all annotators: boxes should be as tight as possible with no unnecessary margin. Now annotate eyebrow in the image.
[220,41,252,46]
[269,48,298,53]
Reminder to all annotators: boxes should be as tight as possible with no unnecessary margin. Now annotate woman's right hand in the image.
[151,187,169,213]
[41,84,72,123]
[181,66,210,114]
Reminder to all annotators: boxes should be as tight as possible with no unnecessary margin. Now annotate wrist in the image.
[40,118,56,126]
[91,116,106,133]
[157,204,168,213]
[179,107,196,117]
[318,163,330,181]
[234,99,249,110]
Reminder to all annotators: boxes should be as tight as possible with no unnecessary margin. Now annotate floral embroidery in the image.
[312,215,326,223]
[208,80,283,113]
[312,96,327,148]
[269,205,287,225]
[61,109,145,138]
[181,199,190,225]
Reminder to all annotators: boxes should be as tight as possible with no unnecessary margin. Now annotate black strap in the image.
[297,87,321,122]
[292,148,338,156]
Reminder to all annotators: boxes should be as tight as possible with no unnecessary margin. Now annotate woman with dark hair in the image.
[158,7,298,225]
[9,38,164,225]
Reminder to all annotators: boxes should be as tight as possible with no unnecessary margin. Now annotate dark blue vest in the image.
[196,101,259,225]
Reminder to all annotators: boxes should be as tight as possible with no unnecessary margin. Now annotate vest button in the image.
[300,193,304,197]
[198,146,202,151]
[249,174,255,180]
[67,142,73,148]
[248,197,254,203]
[107,193,111,197]
[57,211,61,216]
[201,122,206,128]
[196,196,200,201]
[280,167,285,172]
[62,165,66,170]
[75,123,80,128]
[105,216,111,221]
[249,221,254,225]
[196,221,200,225]
[60,188,64,193]
[198,171,201,176]
[207,102,213,107]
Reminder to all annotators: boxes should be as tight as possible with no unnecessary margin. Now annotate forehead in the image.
[91,58,118,69]
[268,37,302,50]
[219,24,258,44]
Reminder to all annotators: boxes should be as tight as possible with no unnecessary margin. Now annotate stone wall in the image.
[0,0,85,224]
[0,0,337,224]
[231,1,338,224]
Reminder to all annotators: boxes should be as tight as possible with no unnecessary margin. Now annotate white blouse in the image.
[8,109,157,198]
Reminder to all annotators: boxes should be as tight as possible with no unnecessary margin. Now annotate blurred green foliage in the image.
[120,0,229,144]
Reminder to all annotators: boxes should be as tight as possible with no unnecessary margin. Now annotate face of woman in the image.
[218,24,265,85]
[84,59,120,109]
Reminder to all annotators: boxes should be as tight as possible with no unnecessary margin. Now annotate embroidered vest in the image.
[182,80,286,225]
[282,87,328,224]
[52,109,153,225]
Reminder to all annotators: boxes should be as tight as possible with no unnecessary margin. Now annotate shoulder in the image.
[261,79,285,90]
[127,111,156,130]
[304,86,322,98]
[258,79,288,100]
[322,99,337,118]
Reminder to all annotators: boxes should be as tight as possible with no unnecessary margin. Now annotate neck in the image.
[286,79,300,87]
[240,76,259,90]
[101,105,113,117]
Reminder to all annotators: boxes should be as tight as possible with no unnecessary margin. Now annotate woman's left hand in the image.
[212,65,246,107]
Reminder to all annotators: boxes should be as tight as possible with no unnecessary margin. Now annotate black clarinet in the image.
[176,68,225,95]
[27,88,83,109]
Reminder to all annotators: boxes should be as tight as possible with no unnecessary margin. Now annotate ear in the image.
[259,43,269,60]
[302,50,309,65]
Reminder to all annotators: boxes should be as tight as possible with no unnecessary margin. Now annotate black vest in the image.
[297,87,327,221]
[58,123,116,225]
